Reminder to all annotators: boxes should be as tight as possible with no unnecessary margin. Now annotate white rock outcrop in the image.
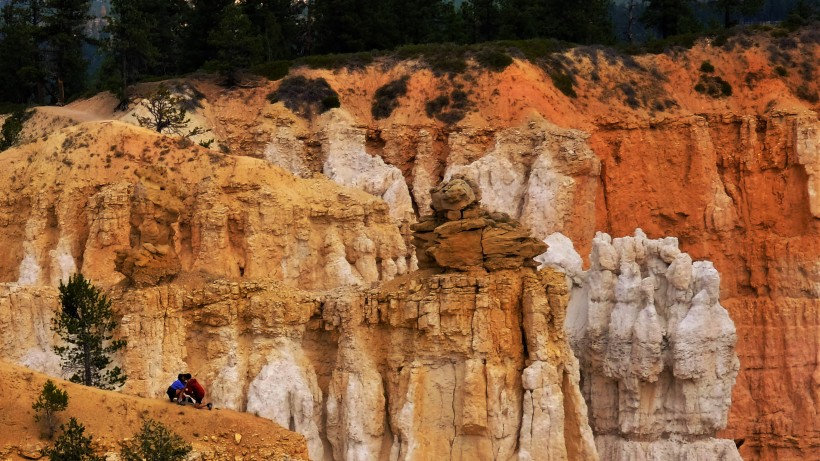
[320,110,415,225]
[565,230,741,460]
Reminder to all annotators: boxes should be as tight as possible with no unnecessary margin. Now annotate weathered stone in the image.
[430,178,477,211]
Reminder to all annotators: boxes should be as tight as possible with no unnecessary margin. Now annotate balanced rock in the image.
[412,177,547,271]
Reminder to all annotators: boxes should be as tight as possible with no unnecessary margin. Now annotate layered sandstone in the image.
[411,177,548,271]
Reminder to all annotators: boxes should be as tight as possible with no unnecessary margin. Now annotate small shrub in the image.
[700,61,715,73]
[0,109,33,150]
[618,83,640,108]
[549,71,577,98]
[120,419,191,461]
[297,52,374,70]
[32,380,69,439]
[474,49,513,72]
[268,76,341,118]
[42,418,103,461]
[695,75,732,98]
[198,139,214,148]
[796,84,819,103]
[397,43,468,75]
[775,65,788,76]
[424,89,471,125]
[372,76,409,120]
[322,95,341,111]
[251,60,292,81]
[425,95,449,118]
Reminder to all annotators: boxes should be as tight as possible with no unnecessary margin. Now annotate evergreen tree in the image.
[207,3,264,84]
[243,0,302,60]
[43,418,103,461]
[32,380,69,439]
[0,0,48,103]
[41,0,91,104]
[642,0,698,38]
[105,0,155,97]
[103,0,190,97]
[183,0,233,69]
[462,0,500,43]
[52,273,127,390]
[710,0,765,27]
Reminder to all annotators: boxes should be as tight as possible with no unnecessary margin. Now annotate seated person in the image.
[181,373,212,410]
[166,373,187,402]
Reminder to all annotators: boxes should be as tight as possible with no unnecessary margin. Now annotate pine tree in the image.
[104,0,156,97]
[43,418,104,461]
[207,3,264,85]
[103,0,191,97]
[0,0,48,103]
[710,0,765,27]
[41,0,91,104]
[32,380,69,439]
[642,0,698,38]
[52,274,127,390]
[243,0,302,60]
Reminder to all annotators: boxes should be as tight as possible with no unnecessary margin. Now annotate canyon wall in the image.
[0,29,817,459]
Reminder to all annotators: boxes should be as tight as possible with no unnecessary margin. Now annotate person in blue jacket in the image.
[166,373,188,402]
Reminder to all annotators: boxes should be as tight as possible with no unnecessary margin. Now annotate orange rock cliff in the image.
[0,27,817,460]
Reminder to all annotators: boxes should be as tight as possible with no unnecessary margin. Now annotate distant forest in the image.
[0,0,818,106]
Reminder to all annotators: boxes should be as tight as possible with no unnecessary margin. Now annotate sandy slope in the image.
[0,361,308,461]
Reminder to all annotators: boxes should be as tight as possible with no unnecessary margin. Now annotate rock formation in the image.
[411,177,548,271]
[558,230,741,460]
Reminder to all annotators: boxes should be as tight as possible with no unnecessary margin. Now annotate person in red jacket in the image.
[180,373,212,410]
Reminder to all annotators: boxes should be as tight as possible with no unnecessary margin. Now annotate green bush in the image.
[424,89,471,124]
[32,380,69,439]
[474,49,513,72]
[268,76,341,118]
[251,60,292,81]
[43,418,103,461]
[0,109,33,151]
[700,60,715,73]
[372,76,409,119]
[296,52,374,70]
[549,71,577,98]
[774,65,788,76]
[695,75,732,98]
[796,84,819,103]
[120,419,191,461]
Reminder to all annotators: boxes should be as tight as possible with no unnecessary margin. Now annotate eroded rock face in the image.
[1,269,598,461]
[0,122,412,289]
[565,230,741,460]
